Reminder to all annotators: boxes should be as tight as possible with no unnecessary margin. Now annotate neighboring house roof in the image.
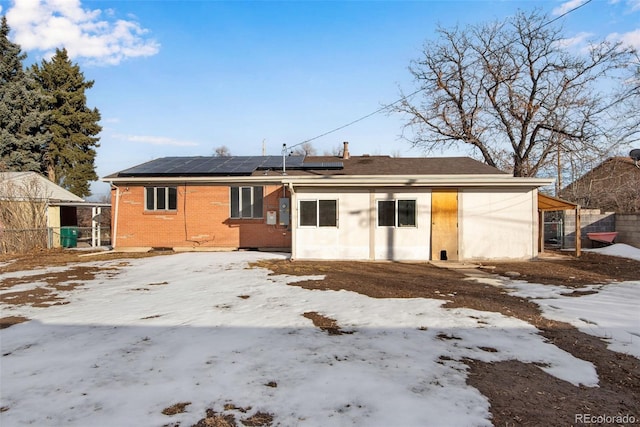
[560,157,640,213]
[0,172,84,203]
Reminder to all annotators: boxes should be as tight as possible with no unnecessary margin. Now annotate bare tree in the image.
[324,145,343,156]
[214,146,231,157]
[395,10,635,177]
[0,173,50,253]
[292,142,317,156]
[561,157,640,213]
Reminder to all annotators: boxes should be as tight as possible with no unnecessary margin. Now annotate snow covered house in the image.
[102,143,553,261]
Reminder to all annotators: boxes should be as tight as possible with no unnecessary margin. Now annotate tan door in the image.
[431,190,458,261]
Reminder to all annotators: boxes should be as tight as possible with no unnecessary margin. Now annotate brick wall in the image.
[111,183,291,250]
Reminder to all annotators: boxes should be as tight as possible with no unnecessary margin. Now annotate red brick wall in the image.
[111,183,291,249]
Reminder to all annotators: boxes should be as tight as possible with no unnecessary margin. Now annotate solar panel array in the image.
[117,156,342,177]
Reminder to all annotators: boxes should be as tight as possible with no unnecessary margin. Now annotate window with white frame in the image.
[377,199,416,227]
[299,199,337,227]
[145,187,177,211]
[230,186,264,218]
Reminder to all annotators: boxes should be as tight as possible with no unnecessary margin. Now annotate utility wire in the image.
[285,0,593,153]
[541,0,592,28]
[296,87,424,148]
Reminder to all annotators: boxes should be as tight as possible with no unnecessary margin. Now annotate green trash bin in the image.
[60,226,79,248]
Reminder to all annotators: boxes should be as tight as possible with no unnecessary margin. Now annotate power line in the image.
[294,87,424,149]
[541,0,592,28]
[285,0,592,153]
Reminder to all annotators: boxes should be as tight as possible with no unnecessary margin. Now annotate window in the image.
[377,200,416,227]
[230,186,263,218]
[398,200,416,227]
[145,187,177,211]
[299,199,337,227]
[377,200,395,227]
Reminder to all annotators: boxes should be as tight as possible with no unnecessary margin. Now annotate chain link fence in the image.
[0,227,111,254]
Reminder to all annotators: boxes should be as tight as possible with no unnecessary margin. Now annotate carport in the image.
[538,193,580,256]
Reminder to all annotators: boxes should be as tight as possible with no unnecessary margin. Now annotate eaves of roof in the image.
[102,173,553,188]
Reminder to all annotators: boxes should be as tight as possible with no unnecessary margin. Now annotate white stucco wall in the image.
[459,188,537,260]
[293,189,431,261]
[294,190,370,260]
[293,187,538,261]
[373,191,431,261]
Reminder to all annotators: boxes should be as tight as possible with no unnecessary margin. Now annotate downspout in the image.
[287,182,296,259]
[112,184,120,249]
[45,199,51,249]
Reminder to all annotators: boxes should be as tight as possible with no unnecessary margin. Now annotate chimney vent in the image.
[342,141,350,160]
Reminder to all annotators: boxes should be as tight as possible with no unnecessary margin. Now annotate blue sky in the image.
[1,0,639,199]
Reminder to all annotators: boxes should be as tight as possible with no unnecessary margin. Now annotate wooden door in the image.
[431,190,458,261]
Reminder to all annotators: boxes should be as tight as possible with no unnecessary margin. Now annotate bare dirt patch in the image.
[162,402,192,416]
[0,248,166,274]
[0,249,171,320]
[189,405,275,427]
[0,316,29,329]
[255,252,640,426]
[488,251,640,286]
[0,265,119,307]
[303,311,354,335]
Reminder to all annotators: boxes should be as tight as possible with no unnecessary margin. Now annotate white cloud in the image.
[555,31,593,49]
[608,28,640,50]
[552,0,589,16]
[628,0,640,12]
[5,0,159,66]
[120,134,199,147]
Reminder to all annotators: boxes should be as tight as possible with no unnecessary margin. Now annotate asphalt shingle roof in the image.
[105,155,507,178]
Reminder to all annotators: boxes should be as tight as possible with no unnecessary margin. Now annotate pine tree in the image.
[0,16,51,173]
[32,48,101,197]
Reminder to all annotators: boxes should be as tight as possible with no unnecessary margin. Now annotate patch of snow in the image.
[507,280,640,358]
[0,259,16,269]
[584,243,640,261]
[1,252,600,426]
[505,243,640,357]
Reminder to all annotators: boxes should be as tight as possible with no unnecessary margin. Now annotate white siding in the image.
[459,188,536,260]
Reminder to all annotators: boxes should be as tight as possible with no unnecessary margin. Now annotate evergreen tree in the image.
[0,16,51,173]
[32,48,101,197]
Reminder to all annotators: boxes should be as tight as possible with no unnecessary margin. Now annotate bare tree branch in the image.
[394,10,636,177]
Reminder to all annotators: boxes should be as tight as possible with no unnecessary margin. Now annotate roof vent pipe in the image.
[343,141,350,160]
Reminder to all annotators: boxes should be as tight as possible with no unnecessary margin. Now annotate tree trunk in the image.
[47,164,55,183]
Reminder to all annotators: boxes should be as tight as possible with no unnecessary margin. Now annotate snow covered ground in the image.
[507,244,640,359]
[0,247,638,426]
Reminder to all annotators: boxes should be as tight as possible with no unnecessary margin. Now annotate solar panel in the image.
[257,156,305,169]
[300,162,344,169]
[116,155,344,177]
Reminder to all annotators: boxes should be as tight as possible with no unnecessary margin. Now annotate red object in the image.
[587,232,618,244]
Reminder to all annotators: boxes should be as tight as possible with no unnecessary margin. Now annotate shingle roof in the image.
[0,172,84,202]
[105,155,506,178]
[298,155,507,176]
